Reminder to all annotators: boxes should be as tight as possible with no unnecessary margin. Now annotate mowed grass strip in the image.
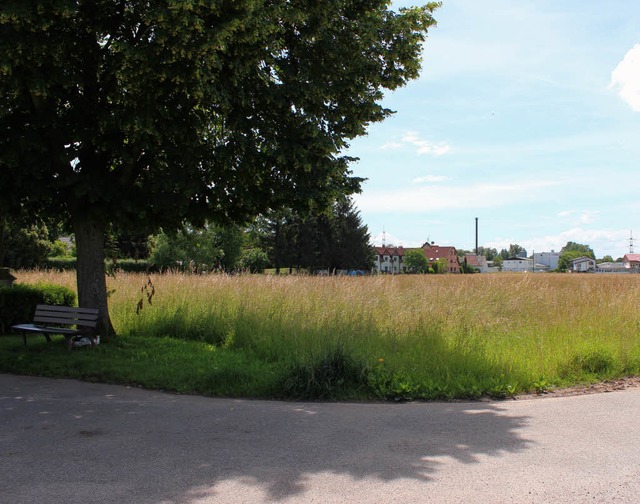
[2,270,640,400]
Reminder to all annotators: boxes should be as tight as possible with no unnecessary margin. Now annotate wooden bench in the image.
[12,305,99,351]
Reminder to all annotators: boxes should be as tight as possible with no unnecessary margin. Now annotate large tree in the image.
[0,1,439,335]
[259,196,373,273]
[322,197,373,272]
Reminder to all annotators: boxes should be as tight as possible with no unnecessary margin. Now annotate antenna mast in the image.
[630,230,634,254]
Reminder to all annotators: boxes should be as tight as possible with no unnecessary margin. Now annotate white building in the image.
[596,262,628,273]
[533,251,560,271]
[571,257,596,272]
[502,257,533,272]
[373,246,405,273]
[502,257,549,273]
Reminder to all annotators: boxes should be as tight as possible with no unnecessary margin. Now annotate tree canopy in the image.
[499,244,527,259]
[149,223,244,273]
[403,249,429,273]
[258,196,373,273]
[558,241,595,271]
[0,1,439,334]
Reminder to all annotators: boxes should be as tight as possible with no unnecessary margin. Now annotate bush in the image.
[572,349,618,375]
[0,284,76,334]
[107,259,154,273]
[238,248,270,273]
[280,346,370,400]
[50,240,72,258]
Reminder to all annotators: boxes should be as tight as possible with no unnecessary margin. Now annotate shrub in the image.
[50,240,72,258]
[0,284,76,334]
[238,248,270,273]
[572,349,618,375]
[280,346,370,400]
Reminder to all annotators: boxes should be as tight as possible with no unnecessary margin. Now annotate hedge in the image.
[43,258,153,273]
[0,284,76,334]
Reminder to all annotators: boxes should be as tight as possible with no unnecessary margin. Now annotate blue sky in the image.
[348,0,640,259]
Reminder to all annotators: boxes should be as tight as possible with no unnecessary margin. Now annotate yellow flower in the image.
[377,357,385,363]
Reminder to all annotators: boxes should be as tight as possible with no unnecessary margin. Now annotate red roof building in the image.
[420,243,461,274]
[372,243,461,274]
[623,254,640,270]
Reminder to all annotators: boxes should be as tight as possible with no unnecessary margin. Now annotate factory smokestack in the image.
[475,217,478,256]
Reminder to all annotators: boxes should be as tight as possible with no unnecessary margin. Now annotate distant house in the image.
[421,243,461,274]
[463,255,489,273]
[372,242,461,274]
[571,256,596,272]
[623,254,640,271]
[373,245,405,274]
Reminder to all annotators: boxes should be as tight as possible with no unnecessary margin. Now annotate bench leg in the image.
[19,331,51,347]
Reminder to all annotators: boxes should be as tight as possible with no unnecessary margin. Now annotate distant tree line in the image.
[1,197,373,274]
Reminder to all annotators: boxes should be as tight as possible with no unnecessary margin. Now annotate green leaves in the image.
[1,0,439,233]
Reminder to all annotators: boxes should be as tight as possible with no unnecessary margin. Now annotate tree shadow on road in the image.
[1,376,533,503]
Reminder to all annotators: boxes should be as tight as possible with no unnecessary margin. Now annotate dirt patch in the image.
[517,376,640,400]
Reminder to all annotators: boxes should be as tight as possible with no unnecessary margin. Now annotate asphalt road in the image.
[2,373,639,503]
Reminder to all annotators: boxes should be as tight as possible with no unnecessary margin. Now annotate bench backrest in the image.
[33,305,99,329]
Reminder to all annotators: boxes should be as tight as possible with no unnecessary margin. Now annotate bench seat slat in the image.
[35,304,99,314]
[33,316,97,327]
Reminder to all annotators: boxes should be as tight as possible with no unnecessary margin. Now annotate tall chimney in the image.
[475,217,478,256]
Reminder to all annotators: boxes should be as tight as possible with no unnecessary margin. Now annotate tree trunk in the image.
[0,217,7,267]
[73,216,115,339]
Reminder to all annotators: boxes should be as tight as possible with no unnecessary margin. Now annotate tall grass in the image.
[7,270,640,400]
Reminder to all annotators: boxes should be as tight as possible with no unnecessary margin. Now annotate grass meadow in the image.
[2,270,640,401]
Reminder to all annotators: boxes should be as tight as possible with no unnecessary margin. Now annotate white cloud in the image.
[355,179,558,213]
[412,175,449,184]
[557,209,600,225]
[369,231,418,247]
[610,43,640,111]
[378,131,451,156]
[402,131,452,156]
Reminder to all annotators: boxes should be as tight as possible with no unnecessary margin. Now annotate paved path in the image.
[2,374,639,503]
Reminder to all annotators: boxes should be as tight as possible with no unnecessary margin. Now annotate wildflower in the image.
[377,357,385,363]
